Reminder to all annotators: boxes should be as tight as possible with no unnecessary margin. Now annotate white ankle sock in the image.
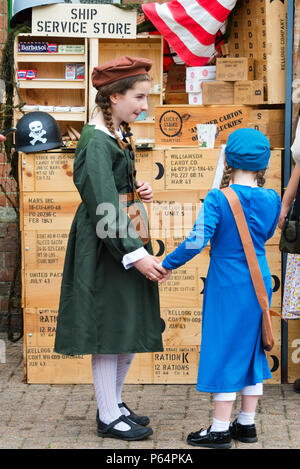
[92,354,130,431]
[211,418,230,432]
[237,410,255,426]
[116,353,135,417]
[200,418,230,436]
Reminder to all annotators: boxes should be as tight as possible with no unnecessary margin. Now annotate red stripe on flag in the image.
[196,0,232,23]
[167,1,216,46]
[142,3,212,66]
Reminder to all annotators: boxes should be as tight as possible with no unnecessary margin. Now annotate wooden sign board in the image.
[32,4,136,39]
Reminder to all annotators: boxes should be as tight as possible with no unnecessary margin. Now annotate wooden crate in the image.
[23,307,88,384]
[135,149,165,191]
[23,230,69,270]
[20,151,76,192]
[155,105,252,147]
[164,148,220,191]
[22,192,81,231]
[89,35,163,144]
[149,190,202,234]
[227,0,287,104]
[160,307,202,347]
[126,346,200,384]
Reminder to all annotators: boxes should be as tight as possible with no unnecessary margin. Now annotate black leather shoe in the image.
[229,419,258,443]
[187,426,232,449]
[294,378,300,394]
[118,402,150,426]
[97,414,153,441]
[96,405,150,427]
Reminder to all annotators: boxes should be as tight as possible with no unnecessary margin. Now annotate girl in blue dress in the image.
[160,128,281,448]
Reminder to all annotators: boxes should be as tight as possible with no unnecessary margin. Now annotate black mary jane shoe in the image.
[97,414,153,441]
[187,426,232,449]
[97,405,150,427]
[229,419,258,443]
[118,402,150,426]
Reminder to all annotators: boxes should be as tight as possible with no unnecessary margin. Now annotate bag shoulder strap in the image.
[291,180,300,220]
[221,187,280,317]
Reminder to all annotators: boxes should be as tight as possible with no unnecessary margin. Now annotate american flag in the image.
[142,0,238,66]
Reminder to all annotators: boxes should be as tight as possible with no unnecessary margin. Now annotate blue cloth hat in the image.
[225,128,270,171]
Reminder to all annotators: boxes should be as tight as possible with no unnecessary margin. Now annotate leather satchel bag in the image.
[279,181,300,254]
[221,187,281,352]
[119,149,150,245]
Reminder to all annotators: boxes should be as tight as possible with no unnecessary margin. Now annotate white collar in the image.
[90,123,123,140]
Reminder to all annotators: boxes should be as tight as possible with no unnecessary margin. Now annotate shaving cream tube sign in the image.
[32,4,136,38]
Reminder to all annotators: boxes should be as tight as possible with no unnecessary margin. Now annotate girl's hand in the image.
[136,181,153,203]
[133,255,168,281]
[278,206,289,230]
[158,266,171,284]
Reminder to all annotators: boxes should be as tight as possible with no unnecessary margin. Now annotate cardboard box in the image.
[166,64,186,94]
[234,80,264,104]
[186,65,216,81]
[188,92,203,105]
[165,92,189,104]
[216,57,255,81]
[202,81,234,105]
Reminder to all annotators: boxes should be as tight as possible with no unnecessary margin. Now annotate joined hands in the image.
[133,256,171,283]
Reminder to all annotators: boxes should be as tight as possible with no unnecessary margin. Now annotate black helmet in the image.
[15,111,62,153]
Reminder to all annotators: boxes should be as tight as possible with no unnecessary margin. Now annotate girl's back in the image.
[211,184,281,258]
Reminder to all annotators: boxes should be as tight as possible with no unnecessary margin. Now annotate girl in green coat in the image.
[54,56,166,441]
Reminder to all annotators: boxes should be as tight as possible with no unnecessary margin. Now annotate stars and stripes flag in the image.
[142,0,238,66]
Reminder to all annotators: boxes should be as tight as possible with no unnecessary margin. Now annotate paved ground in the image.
[0,334,299,450]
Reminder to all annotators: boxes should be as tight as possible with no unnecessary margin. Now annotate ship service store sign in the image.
[32,4,137,38]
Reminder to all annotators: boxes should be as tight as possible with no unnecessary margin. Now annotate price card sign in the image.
[32,4,137,38]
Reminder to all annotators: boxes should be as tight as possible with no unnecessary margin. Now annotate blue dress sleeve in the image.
[162,189,221,270]
[266,189,281,240]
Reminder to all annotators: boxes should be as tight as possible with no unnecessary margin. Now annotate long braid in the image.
[220,165,234,189]
[122,121,136,151]
[96,91,127,150]
[256,168,267,187]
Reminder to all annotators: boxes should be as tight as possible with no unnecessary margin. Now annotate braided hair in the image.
[220,164,234,188]
[256,168,267,187]
[220,165,268,188]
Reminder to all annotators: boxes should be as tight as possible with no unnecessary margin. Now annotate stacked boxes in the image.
[185,65,216,104]
[226,0,287,104]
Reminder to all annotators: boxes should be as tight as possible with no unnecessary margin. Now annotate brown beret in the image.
[92,56,152,89]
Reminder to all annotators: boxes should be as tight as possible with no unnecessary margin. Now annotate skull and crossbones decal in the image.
[29,121,47,145]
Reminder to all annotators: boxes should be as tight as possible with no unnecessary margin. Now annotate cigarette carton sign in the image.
[32,4,136,38]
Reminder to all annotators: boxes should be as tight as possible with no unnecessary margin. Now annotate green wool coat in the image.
[54,124,163,355]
